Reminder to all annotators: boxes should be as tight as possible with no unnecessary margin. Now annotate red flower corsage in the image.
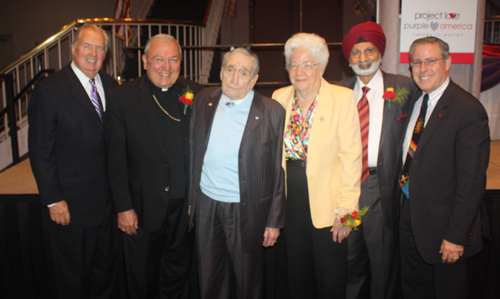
[383,85,410,109]
[335,206,369,231]
[178,86,194,115]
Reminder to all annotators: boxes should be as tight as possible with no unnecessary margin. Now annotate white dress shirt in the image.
[402,77,450,164]
[71,61,106,111]
[354,69,384,167]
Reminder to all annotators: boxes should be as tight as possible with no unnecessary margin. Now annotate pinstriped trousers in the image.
[196,191,263,299]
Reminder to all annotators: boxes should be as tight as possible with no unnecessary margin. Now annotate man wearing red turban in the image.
[339,21,416,299]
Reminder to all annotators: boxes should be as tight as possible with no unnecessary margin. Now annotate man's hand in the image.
[263,227,280,247]
[331,217,350,243]
[118,209,139,235]
[439,239,464,264]
[48,200,71,226]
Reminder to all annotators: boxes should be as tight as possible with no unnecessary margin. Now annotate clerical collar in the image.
[146,75,173,94]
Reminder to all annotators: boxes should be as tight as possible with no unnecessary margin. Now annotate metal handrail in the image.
[0,18,210,172]
[13,70,55,102]
[125,42,343,51]
[0,21,77,75]
[0,70,54,116]
[0,18,205,75]
[0,70,53,167]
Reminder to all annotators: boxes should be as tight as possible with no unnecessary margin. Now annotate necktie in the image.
[400,94,429,199]
[89,78,104,122]
[358,86,370,183]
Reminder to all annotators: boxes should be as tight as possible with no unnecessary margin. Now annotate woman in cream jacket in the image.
[272,32,362,298]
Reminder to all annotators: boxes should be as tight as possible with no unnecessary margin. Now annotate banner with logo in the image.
[400,0,478,64]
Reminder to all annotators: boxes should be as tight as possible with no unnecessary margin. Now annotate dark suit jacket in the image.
[340,71,417,229]
[398,80,490,264]
[188,87,286,253]
[28,64,118,227]
[105,76,202,232]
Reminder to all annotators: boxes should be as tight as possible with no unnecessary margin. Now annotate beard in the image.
[351,56,382,77]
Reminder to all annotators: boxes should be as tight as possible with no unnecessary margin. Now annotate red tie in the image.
[358,86,370,183]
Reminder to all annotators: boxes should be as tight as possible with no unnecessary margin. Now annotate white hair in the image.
[73,24,109,53]
[284,33,329,69]
[144,34,182,58]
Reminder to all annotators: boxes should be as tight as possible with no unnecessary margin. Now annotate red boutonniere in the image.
[383,89,396,100]
[383,85,410,109]
[178,86,194,115]
[337,206,369,231]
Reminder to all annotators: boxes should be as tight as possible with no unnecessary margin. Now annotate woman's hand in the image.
[331,217,350,243]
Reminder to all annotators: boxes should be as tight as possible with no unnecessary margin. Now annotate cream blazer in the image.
[272,78,362,229]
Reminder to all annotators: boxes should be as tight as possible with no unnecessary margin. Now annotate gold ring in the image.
[454,256,459,260]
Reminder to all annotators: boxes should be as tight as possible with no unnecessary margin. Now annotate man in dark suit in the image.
[188,48,285,299]
[105,34,202,299]
[399,37,490,299]
[340,21,416,299]
[28,24,120,298]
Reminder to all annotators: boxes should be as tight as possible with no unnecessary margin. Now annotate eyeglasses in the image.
[149,56,180,65]
[286,62,319,71]
[411,58,443,68]
[350,47,378,58]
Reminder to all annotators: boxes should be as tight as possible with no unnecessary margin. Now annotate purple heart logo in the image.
[430,22,439,31]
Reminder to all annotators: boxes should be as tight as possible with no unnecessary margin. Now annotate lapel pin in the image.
[208,102,213,107]
[396,113,407,121]
[438,113,442,117]
[255,116,259,120]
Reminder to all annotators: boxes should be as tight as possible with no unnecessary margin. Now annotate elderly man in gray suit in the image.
[188,47,286,299]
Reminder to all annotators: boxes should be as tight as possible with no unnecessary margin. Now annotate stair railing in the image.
[0,18,209,172]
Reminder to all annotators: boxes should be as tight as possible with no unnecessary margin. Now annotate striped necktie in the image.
[358,86,370,183]
[89,78,104,122]
[400,94,429,199]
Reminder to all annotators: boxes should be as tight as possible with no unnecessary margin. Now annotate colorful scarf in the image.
[284,90,319,161]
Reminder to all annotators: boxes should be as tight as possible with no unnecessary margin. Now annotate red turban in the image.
[342,21,386,61]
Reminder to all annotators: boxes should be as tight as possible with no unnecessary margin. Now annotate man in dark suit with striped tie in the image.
[188,47,286,299]
[340,21,416,299]
[29,24,120,298]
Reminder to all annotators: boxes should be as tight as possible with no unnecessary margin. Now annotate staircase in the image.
[0,0,225,173]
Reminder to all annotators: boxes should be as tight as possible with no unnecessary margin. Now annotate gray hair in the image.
[222,47,260,76]
[73,24,109,53]
[284,33,329,69]
[144,34,182,58]
[409,37,450,61]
